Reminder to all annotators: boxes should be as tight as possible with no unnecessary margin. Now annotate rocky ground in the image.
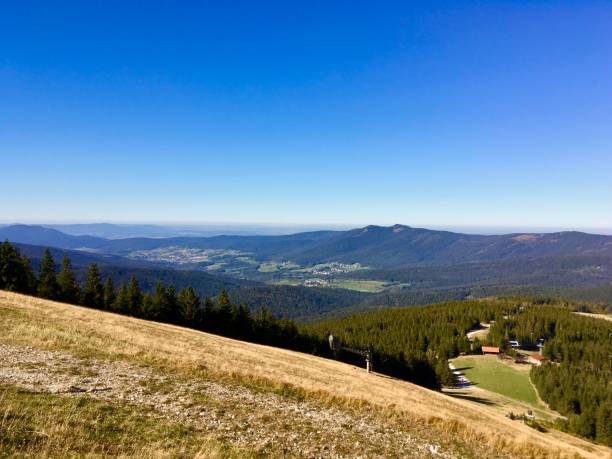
[0,343,458,458]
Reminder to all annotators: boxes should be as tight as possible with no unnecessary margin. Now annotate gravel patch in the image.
[0,343,461,458]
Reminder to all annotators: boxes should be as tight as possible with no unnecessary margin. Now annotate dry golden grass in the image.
[1,291,610,459]
[0,384,235,458]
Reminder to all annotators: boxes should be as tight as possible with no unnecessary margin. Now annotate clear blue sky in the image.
[1,1,611,230]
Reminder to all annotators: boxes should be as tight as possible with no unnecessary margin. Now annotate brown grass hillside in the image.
[1,291,610,458]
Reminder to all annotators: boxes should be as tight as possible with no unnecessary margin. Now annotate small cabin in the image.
[481,346,500,355]
[528,354,547,366]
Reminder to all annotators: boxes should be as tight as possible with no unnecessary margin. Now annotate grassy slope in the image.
[0,385,232,458]
[451,356,538,406]
[1,291,610,459]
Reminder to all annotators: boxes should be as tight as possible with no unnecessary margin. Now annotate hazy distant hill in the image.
[0,225,108,250]
[285,224,612,267]
[41,223,329,239]
[3,223,612,269]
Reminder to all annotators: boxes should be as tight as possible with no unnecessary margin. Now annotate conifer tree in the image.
[82,263,104,308]
[19,256,37,294]
[0,241,36,293]
[37,248,59,300]
[166,284,178,323]
[114,281,129,313]
[232,303,252,339]
[203,296,215,323]
[103,277,116,309]
[151,282,168,320]
[57,255,80,304]
[218,288,231,309]
[178,286,201,325]
[140,292,154,319]
[127,275,142,316]
[217,288,232,330]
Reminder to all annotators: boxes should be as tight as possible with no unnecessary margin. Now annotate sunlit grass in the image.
[0,384,234,458]
[451,355,538,406]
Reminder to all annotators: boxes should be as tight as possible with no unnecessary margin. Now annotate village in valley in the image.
[125,248,390,292]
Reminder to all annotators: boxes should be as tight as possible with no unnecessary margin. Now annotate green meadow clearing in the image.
[451,355,539,406]
[331,279,388,292]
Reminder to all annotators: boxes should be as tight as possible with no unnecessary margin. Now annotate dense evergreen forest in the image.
[304,300,507,388]
[306,298,612,445]
[488,304,612,445]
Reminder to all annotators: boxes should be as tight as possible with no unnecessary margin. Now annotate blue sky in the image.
[1,1,611,231]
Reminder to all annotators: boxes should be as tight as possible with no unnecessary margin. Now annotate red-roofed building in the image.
[481,346,500,355]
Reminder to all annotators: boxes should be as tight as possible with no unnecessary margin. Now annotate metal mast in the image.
[328,334,373,373]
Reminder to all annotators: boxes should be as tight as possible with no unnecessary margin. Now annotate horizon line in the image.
[2,221,612,236]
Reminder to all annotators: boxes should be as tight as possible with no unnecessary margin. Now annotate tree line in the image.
[0,241,311,349]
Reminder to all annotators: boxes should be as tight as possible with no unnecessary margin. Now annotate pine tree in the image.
[103,277,116,309]
[140,292,154,319]
[82,263,104,308]
[57,255,80,304]
[151,282,168,320]
[217,288,232,331]
[232,303,253,339]
[218,288,231,309]
[20,256,37,294]
[166,284,178,323]
[178,286,201,325]
[127,275,142,316]
[114,281,129,313]
[203,296,215,325]
[37,248,59,300]
[0,241,36,293]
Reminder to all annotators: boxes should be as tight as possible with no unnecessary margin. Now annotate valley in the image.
[3,224,612,319]
[122,245,389,293]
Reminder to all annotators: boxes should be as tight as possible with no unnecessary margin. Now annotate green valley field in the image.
[451,355,539,406]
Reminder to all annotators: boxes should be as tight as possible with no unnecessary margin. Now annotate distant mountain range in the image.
[2,223,612,269]
[3,223,612,318]
[0,223,341,239]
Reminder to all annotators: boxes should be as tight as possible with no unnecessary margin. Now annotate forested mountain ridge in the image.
[2,232,611,319]
[287,224,612,267]
[3,224,612,269]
